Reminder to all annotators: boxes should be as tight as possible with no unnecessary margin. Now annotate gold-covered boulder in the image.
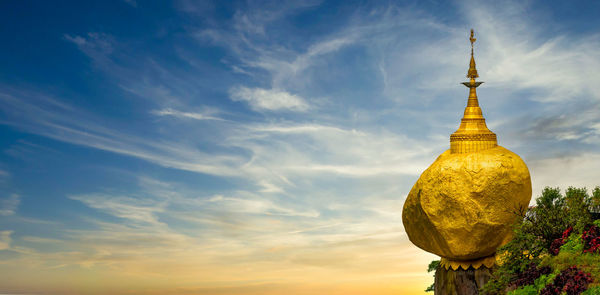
[402,146,531,261]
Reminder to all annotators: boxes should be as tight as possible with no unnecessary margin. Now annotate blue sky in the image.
[1,1,600,294]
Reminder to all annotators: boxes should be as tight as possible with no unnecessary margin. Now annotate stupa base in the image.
[440,255,496,271]
[434,261,493,295]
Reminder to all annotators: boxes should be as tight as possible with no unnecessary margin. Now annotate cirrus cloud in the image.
[229,86,309,112]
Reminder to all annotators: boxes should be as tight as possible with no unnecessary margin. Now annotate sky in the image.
[1,0,600,294]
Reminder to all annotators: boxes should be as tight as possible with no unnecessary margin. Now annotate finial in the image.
[467,29,479,79]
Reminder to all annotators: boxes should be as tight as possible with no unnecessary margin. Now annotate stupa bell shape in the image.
[402,30,532,270]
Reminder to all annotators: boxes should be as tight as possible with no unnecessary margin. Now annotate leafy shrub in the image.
[480,186,600,294]
[550,227,573,255]
[540,251,600,283]
[565,187,593,233]
[539,266,592,295]
[428,186,600,293]
[508,273,557,295]
[560,232,584,253]
[513,263,552,288]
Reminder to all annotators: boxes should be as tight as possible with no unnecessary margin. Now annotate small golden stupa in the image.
[402,30,532,270]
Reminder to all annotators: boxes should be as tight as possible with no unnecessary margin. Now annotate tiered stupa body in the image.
[402,30,532,270]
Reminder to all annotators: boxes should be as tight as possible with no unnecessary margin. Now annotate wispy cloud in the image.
[229,87,309,112]
[152,108,225,121]
[64,33,115,64]
[53,1,600,186]
[5,174,431,287]
[0,194,19,216]
[0,230,12,250]
[205,194,319,217]
[463,2,600,104]
[0,88,246,177]
[0,84,436,202]
[69,194,166,225]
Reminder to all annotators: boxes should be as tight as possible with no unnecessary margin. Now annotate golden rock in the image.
[402,29,532,267]
[402,146,531,261]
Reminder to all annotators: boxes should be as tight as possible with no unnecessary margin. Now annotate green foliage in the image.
[482,186,600,294]
[428,260,440,272]
[547,252,600,281]
[507,273,556,295]
[525,187,570,251]
[591,187,600,214]
[565,187,593,232]
[582,286,600,295]
[425,260,440,292]
[560,233,584,253]
[534,273,556,291]
[425,283,434,292]
[482,270,514,295]
[507,284,537,295]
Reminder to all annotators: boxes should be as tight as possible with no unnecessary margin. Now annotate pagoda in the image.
[402,30,532,273]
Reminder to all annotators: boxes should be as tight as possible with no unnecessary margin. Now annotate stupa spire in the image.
[449,29,497,154]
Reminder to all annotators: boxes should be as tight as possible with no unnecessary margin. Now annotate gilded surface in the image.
[402,146,532,261]
[401,30,532,267]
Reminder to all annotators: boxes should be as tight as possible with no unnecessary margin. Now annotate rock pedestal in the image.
[434,266,492,295]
